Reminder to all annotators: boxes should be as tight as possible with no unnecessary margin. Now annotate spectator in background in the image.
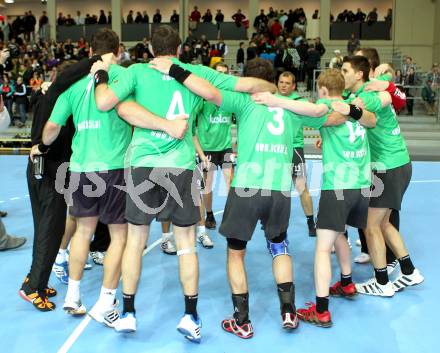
[75,11,84,25]
[108,11,112,24]
[306,44,320,91]
[355,8,366,22]
[312,9,319,19]
[118,43,130,63]
[315,37,326,58]
[268,7,276,19]
[203,9,213,23]
[30,71,42,91]
[254,9,268,32]
[279,10,288,28]
[347,33,360,55]
[190,6,202,22]
[142,11,149,23]
[236,42,245,72]
[57,12,65,26]
[153,9,162,24]
[422,78,437,115]
[171,10,179,24]
[394,69,403,85]
[215,9,224,24]
[337,10,348,22]
[347,11,356,22]
[247,41,257,61]
[13,76,28,128]
[98,10,107,24]
[24,11,36,42]
[402,57,416,78]
[232,9,246,27]
[270,19,282,39]
[180,43,192,64]
[427,63,440,90]
[135,11,143,24]
[127,10,134,24]
[215,38,228,57]
[1,75,14,114]
[329,49,344,69]
[404,68,415,116]
[64,14,76,26]
[367,8,378,25]
[385,8,393,23]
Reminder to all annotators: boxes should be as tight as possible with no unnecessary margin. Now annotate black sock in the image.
[316,296,329,313]
[206,211,214,218]
[184,294,198,319]
[277,282,295,314]
[306,215,315,225]
[374,267,389,285]
[343,230,348,239]
[398,255,415,275]
[340,273,352,287]
[232,293,249,325]
[122,293,135,314]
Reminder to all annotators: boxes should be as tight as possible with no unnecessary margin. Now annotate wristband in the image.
[348,104,363,120]
[38,142,50,153]
[169,64,191,84]
[94,69,109,87]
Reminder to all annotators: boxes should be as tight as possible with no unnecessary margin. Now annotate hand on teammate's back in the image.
[90,60,110,75]
[251,91,278,106]
[331,101,350,115]
[364,79,389,92]
[351,97,366,109]
[150,58,174,75]
[164,114,189,139]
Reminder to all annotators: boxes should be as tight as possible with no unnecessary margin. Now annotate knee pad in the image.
[227,238,247,251]
[268,232,290,259]
[177,247,197,256]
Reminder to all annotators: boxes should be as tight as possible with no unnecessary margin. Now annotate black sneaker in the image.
[205,214,217,230]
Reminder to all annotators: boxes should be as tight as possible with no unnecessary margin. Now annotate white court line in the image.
[9,197,20,201]
[57,232,167,353]
[411,179,440,184]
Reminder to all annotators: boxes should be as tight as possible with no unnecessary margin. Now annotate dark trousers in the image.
[90,222,111,252]
[26,160,67,290]
[358,209,399,264]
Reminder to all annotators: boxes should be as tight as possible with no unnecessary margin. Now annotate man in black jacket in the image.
[19,56,101,311]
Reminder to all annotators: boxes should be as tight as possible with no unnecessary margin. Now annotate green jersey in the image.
[49,65,132,172]
[109,58,238,170]
[316,98,371,190]
[347,84,410,170]
[220,91,326,191]
[197,101,232,151]
[287,92,308,149]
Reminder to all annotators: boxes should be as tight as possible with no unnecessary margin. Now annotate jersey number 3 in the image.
[267,107,284,135]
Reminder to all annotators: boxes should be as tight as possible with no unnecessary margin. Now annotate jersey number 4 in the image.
[166,91,188,120]
[346,121,366,143]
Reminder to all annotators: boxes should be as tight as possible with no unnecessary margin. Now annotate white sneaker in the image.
[114,312,137,333]
[347,238,352,249]
[355,278,395,297]
[63,298,87,315]
[197,232,214,249]
[354,252,371,264]
[161,239,177,255]
[88,303,120,328]
[392,269,424,292]
[177,314,202,344]
[387,260,400,275]
[90,251,105,265]
[356,239,361,247]
[52,261,69,284]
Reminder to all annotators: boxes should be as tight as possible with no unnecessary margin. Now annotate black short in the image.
[69,169,126,224]
[292,147,306,179]
[204,148,234,169]
[125,167,200,226]
[369,162,412,210]
[219,187,291,241]
[317,189,369,232]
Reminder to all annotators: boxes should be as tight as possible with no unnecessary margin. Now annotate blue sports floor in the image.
[0,156,438,353]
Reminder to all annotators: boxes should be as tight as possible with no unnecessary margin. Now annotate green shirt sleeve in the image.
[358,91,382,113]
[220,90,251,118]
[49,92,72,126]
[108,64,136,102]
[187,64,239,91]
[376,74,392,82]
[299,114,327,129]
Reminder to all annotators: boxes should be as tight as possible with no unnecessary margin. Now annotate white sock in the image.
[55,249,67,264]
[66,278,81,302]
[162,231,173,242]
[98,286,116,310]
[197,226,206,235]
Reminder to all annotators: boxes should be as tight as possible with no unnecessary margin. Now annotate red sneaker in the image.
[297,303,332,328]
[330,281,357,298]
[282,312,299,330]
[221,317,254,339]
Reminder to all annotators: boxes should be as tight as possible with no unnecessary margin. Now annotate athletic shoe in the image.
[355,278,395,297]
[21,276,57,298]
[354,252,371,264]
[296,303,332,328]
[197,232,214,249]
[114,312,137,333]
[84,258,92,270]
[18,289,56,312]
[88,303,120,328]
[90,251,105,266]
[387,260,399,275]
[205,214,217,230]
[63,298,87,315]
[282,312,299,330]
[177,314,202,343]
[330,281,357,298]
[355,239,361,247]
[307,219,316,237]
[52,261,69,284]
[392,269,424,292]
[161,239,177,255]
[347,238,352,249]
[221,317,253,339]
[0,210,7,217]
